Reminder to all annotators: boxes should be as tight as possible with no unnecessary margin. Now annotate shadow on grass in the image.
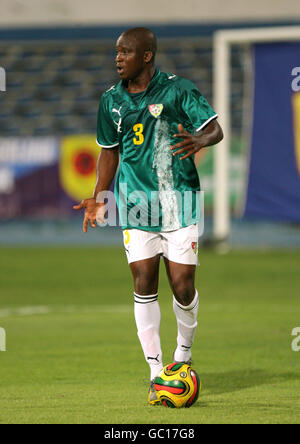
[198,369,300,396]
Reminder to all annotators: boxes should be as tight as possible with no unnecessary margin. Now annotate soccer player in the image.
[73,27,223,405]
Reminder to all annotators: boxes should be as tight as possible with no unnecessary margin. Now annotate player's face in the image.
[115,35,145,81]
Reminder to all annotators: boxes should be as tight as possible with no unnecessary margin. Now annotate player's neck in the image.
[126,66,156,94]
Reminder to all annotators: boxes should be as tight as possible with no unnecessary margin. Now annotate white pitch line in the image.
[0,305,132,318]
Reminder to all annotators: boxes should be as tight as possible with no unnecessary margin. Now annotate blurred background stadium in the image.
[0,0,300,248]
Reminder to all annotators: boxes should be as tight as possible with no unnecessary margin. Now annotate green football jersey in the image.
[97,69,217,232]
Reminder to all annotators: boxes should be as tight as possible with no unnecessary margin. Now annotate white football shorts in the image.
[122,224,199,266]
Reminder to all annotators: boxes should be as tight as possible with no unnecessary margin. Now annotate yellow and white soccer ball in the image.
[154,362,202,408]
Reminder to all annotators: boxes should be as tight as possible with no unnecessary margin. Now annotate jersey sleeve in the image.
[96,93,119,149]
[179,80,218,131]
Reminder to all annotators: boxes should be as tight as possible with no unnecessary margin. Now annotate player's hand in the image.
[73,198,106,233]
[171,124,204,160]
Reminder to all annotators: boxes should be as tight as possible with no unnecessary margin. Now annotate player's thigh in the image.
[123,229,162,264]
[122,229,162,295]
[130,255,161,296]
[161,225,198,305]
[164,258,196,306]
[161,224,199,266]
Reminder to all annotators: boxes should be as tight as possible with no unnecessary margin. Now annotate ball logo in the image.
[149,104,164,119]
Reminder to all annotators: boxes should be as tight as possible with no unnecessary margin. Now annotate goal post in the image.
[213,26,300,242]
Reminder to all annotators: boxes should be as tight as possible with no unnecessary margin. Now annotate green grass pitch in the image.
[0,247,300,424]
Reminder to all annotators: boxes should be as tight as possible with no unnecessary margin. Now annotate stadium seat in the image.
[0,39,243,136]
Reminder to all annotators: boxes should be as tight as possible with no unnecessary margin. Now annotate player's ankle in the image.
[150,364,163,381]
[174,347,192,364]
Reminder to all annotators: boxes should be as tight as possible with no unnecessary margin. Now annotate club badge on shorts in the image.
[149,104,164,119]
[191,242,198,255]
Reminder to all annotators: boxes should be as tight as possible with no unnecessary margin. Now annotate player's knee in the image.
[172,279,195,306]
[134,271,158,295]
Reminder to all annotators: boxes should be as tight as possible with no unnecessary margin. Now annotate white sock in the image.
[173,290,199,363]
[134,293,163,381]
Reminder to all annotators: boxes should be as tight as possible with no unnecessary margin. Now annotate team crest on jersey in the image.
[148,104,164,119]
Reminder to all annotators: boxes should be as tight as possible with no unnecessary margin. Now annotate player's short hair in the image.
[122,27,157,64]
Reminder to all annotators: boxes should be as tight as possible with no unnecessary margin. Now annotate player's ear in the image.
[144,51,153,64]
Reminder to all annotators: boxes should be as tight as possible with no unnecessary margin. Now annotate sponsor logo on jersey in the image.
[148,104,164,119]
[106,85,115,92]
[112,106,123,133]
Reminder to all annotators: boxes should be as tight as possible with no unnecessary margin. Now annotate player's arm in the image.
[73,147,119,232]
[171,120,223,160]
[74,90,120,232]
[93,147,119,201]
